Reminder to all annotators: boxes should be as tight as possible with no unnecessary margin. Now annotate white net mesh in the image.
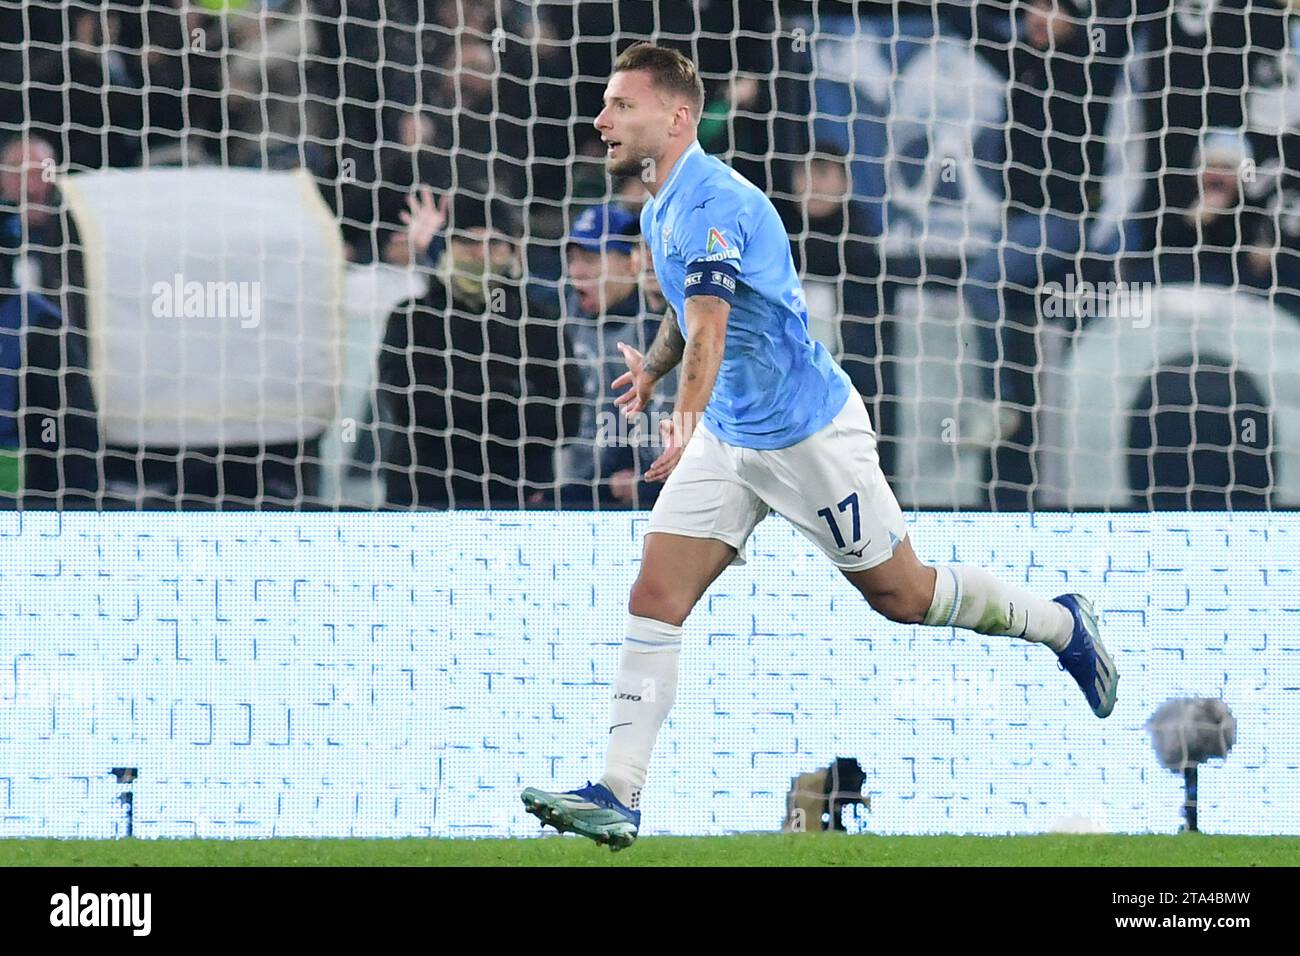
[2,0,1298,510]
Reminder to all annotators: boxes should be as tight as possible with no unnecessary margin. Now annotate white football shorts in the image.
[647,389,907,570]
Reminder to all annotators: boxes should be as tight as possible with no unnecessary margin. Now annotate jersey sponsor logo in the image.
[706,227,729,254]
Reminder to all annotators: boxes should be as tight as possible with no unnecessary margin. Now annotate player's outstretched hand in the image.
[645,414,687,483]
[612,341,655,418]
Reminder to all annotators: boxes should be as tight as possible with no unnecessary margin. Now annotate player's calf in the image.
[843,537,937,625]
[845,538,1117,717]
[857,581,933,625]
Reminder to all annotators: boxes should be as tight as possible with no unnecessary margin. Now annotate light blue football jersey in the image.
[640,140,851,450]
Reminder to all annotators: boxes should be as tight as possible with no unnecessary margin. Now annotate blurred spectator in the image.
[1256,158,1300,319]
[616,176,651,218]
[375,191,581,508]
[423,35,530,200]
[428,0,529,35]
[700,68,776,190]
[617,238,677,505]
[223,0,323,168]
[336,30,533,259]
[558,205,671,508]
[0,135,65,298]
[1136,0,1287,258]
[569,139,614,208]
[421,0,566,222]
[962,0,1128,506]
[22,5,143,170]
[1128,129,1271,289]
[0,216,99,507]
[698,71,766,182]
[519,7,583,227]
[383,184,448,269]
[343,108,443,263]
[134,0,227,165]
[780,148,882,323]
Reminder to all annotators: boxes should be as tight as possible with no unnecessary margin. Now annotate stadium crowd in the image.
[1,0,1298,509]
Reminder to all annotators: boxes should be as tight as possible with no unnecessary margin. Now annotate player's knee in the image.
[628,574,691,627]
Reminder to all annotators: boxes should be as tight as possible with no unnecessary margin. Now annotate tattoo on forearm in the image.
[677,322,724,410]
[642,307,686,382]
[681,333,716,386]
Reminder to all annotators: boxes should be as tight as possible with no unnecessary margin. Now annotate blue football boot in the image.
[521,781,640,851]
[1053,594,1119,718]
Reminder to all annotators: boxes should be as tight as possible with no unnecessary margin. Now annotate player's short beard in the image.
[607,145,648,179]
[603,137,655,180]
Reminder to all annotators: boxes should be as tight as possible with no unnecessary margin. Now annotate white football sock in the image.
[600,614,682,811]
[923,564,1074,652]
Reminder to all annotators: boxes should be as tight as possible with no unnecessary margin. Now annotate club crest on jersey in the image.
[706,227,729,254]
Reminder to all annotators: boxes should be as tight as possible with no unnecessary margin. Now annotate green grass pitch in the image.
[2,834,1297,867]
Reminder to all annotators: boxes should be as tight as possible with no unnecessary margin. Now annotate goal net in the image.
[3,0,1298,511]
